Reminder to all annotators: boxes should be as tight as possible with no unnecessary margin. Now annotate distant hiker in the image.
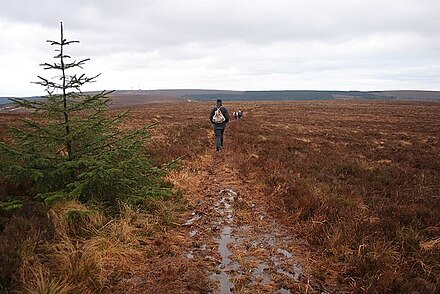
[237,109,243,119]
[233,111,238,119]
[210,99,230,151]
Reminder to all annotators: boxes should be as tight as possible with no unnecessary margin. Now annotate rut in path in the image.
[175,146,318,293]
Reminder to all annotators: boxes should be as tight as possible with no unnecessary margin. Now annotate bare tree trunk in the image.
[60,22,72,159]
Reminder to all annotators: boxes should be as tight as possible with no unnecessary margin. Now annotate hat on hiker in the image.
[216,99,222,106]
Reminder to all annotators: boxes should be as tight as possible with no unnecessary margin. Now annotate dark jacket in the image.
[210,106,230,129]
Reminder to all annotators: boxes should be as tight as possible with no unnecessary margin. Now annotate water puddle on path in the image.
[183,187,305,293]
[210,189,239,294]
[273,248,303,281]
[183,212,202,226]
[252,262,271,285]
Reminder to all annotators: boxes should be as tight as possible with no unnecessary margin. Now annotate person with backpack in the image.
[209,99,230,151]
[237,109,243,119]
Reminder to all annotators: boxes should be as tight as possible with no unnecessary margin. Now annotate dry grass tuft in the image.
[22,267,75,294]
[14,200,179,293]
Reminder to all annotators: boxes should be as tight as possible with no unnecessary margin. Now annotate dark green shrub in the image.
[0,22,172,212]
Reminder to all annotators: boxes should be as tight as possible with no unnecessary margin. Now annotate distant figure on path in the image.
[237,109,243,119]
[209,99,230,152]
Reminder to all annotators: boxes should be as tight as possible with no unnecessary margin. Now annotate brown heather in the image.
[1,99,439,293]
[142,100,440,293]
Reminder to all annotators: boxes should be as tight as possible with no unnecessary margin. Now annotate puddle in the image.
[183,212,202,226]
[277,248,293,258]
[189,186,305,292]
[277,268,295,279]
[220,188,237,198]
[252,262,271,285]
[292,264,302,281]
[189,229,198,237]
[218,226,233,265]
[214,189,235,222]
[211,226,235,293]
[250,246,303,288]
[210,188,239,294]
[184,213,202,260]
[272,247,303,282]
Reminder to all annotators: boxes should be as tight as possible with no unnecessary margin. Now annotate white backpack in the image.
[213,107,226,123]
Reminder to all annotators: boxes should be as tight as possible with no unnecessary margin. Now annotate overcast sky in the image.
[1,0,439,96]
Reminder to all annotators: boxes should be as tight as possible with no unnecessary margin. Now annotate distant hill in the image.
[0,96,42,106]
[177,90,440,101]
[108,89,440,103]
[368,90,440,101]
[0,97,13,105]
[2,90,440,108]
[181,90,366,101]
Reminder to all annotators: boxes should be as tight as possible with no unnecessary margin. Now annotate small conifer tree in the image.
[0,22,171,212]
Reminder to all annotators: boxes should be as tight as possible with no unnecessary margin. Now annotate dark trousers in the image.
[214,128,225,150]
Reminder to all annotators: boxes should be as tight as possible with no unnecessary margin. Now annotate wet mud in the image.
[183,187,305,293]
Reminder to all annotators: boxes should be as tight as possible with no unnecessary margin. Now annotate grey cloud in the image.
[0,0,439,96]
[3,0,440,48]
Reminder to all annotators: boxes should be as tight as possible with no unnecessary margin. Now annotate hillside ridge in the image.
[2,89,440,107]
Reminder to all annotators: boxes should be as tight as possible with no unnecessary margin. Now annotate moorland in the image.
[1,99,439,293]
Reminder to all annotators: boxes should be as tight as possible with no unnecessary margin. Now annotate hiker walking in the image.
[237,109,243,119]
[209,99,230,151]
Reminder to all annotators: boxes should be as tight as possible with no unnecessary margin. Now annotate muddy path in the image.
[170,142,323,293]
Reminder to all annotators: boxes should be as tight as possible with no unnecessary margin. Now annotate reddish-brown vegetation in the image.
[221,100,440,292]
[1,100,439,293]
[135,100,440,292]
